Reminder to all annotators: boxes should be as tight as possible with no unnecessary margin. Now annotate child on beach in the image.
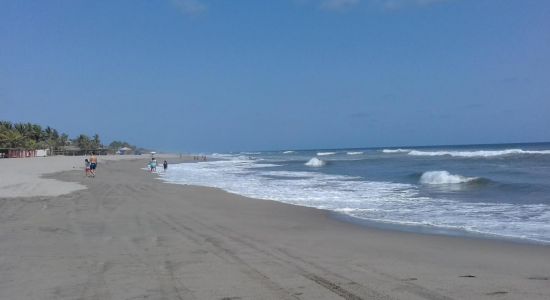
[163,160,168,172]
[84,159,91,177]
[149,158,157,173]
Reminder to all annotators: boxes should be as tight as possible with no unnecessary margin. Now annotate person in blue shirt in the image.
[149,158,157,173]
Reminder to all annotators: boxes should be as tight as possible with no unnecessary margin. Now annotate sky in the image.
[1,0,549,152]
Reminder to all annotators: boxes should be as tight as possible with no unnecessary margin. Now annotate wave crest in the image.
[305,157,326,167]
[317,152,336,156]
[409,149,550,158]
[420,171,478,184]
[382,149,411,153]
[347,151,363,155]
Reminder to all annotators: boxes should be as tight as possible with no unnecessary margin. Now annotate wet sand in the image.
[0,158,549,299]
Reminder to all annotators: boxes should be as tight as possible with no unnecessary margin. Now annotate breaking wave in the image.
[317,152,337,156]
[420,171,479,184]
[283,151,295,154]
[347,151,364,155]
[305,157,326,167]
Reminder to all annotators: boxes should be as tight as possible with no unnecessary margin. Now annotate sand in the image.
[0,154,174,198]
[0,157,549,299]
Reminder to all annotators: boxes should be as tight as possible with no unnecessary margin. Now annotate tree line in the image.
[0,121,138,152]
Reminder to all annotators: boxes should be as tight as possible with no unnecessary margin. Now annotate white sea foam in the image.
[305,157,326,167]
[211,153,237,159]
[420,171,478,184]
[283,151,295,154]
[261,170,316,179]
[317,152,336,156]
[347,151,364,155]
[159,157,550,243]
[409,149,550,158]
[382,149,411,153]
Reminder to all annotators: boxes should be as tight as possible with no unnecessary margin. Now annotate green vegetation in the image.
[0,121,70,150]
[108,140,136,151]
[0,121,140,153]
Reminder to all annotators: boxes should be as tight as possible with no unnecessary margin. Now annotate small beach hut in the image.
[118,147,133,155]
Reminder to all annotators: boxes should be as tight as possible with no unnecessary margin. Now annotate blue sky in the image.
[1,0,549,152]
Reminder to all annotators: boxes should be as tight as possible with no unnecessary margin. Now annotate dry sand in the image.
[0,154,174,198]
[0,157,549,299]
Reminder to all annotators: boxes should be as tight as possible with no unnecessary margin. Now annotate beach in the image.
[0,155,152,198]
[1,157,549,300]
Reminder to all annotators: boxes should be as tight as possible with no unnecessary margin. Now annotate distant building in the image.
[0,149,49,158]
[54,145,81,156]
[53,146,108,156]
[117,147,133,155]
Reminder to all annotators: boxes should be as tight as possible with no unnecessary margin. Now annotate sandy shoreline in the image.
[1,158,549,299]
[0,154,178,198]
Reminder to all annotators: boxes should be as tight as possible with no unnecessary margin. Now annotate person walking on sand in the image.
[149,158,157,173]
[163,160,168,172]
[89,152,97,177]
[84,159,91,177]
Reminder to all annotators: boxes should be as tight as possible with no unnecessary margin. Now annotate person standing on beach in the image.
[163,160,168,172]
[89,152,97,177]
[149,158,157,173]
[84,159,91,177]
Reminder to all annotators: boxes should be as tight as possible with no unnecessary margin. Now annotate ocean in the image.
[159,143,550,244]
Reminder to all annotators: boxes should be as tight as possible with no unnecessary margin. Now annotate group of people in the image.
[83,153,169,177]
[149,158,168,173]
[84,152,98,177]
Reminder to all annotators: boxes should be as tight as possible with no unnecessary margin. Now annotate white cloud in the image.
[171,0,207,15]
[376,0,451,10]
[320,0,361,11]
[313,0,449,12]
[168,0,450,15]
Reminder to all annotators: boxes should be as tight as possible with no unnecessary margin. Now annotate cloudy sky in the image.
[1,0,549,152]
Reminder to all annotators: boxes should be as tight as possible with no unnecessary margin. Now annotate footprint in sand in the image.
[527,276,548,280]
[401,277,418,281]
[459,275,476,278]
[486,291,508,296]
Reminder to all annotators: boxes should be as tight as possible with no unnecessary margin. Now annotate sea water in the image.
[159,143,550,244]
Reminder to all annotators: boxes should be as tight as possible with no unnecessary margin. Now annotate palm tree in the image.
[0,127,9,147]
[76,134,92,151]
[0,121,13,131]
[92,134,101,150]
[43,126,53,141]
[31,124,42,141]
[14,123,25,136]
[0,121,88,154]
[52,129,59,141]
[59,133,69,147]
[0,130,24,148]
